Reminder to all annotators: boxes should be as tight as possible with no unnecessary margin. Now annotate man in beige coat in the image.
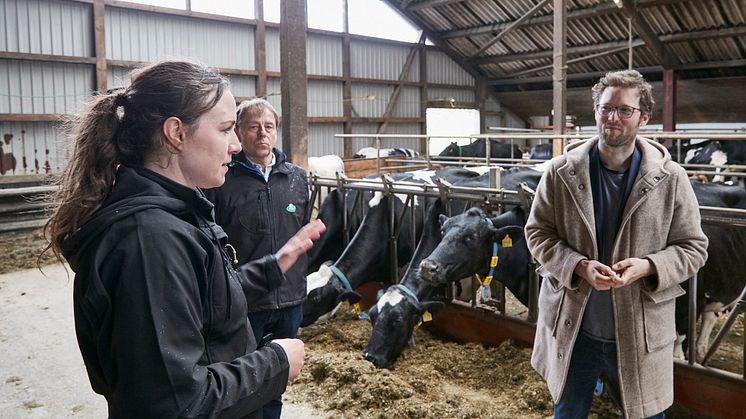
[525,70,708,418]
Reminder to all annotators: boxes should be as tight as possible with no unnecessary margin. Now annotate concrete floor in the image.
[0,263,322,419]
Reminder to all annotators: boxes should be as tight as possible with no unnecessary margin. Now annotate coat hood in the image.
[61,165,217,272]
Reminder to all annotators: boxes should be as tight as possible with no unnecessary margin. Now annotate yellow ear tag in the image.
[352,303,361,315]
[501,234,513,248]
[422,310,433,322]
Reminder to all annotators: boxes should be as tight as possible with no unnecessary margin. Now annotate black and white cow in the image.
[353,147,420,159]
[419,207,530,305]
[439,138,522,160]
[362,204,527,369]
[674,180,746,360]
[302,166,544,327]
[302,167,486,326]
[361,168,542,368]
[528,143,553,160]
[668,139,746,184]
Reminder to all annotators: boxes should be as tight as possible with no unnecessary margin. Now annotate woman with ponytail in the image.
[45,60,324,419]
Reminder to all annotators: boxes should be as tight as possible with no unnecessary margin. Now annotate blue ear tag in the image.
[480,284,491,301]
[285,203,297,213]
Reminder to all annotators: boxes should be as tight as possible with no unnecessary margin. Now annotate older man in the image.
[205,98,310,419]
[525,70,708,418]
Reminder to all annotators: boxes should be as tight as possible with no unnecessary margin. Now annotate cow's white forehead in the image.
[710,150,727,166]
[307,265,334,294]
[376,289,404,311]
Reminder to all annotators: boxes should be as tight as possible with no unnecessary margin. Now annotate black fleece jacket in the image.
[204,149,310,311]
[61,165,289,419]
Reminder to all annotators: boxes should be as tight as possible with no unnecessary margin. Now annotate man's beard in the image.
[599,124,638,148]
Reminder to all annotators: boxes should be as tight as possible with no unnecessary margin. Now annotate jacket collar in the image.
[231,148,292,176]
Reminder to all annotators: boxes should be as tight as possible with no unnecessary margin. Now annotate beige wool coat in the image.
[524,137,708,418]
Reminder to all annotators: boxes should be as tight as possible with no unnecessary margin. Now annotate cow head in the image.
[419,207,526,287]
[362,286,444,368]
[438,142,460,157]
[301,264,361,327]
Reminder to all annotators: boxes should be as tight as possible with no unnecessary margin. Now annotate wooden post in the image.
[342,0,353,159]
[552,0,567,157]
[255,0,267,98]
[663,69,676,147]
[93,0,107,93]
[419,45,428,155]
[280,0,309,169]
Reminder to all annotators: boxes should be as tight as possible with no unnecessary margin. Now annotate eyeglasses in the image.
[595,104,642,119]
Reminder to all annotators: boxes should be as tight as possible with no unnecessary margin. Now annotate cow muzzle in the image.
[362,351,388,369]
[419,259,442,283]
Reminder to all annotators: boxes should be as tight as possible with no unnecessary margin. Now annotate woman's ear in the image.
[162,116,185,151]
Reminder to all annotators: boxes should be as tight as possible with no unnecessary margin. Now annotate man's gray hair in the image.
[235,97,279,130]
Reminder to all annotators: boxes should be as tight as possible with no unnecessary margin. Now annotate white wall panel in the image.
[308,123,344,157]
[351,123,421,151]
[266,29,280,72]
[106,7,253,69]
[350,39,419,81]
[267,77,282,116]
[427,50,474,86]
[225,74,256,98]
[428,86,475,104]
[0,121,67,176]
[0,59,93,114]
[308,80,343,117]
[307,34,342,76]
[0,0,93,57]
[351,84,419,118]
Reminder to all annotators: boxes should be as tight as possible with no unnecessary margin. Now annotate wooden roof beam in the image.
[472,25,746,65]
[441,0,689,39]
[487,59,746,86]
[407,0,464,11]
[619,0,678,69]
[467,0,550,60]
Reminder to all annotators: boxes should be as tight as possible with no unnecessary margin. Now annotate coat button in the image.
[565,320,572,327]
[558,353,563,359]
[641,188,648,194]
[578,184,585,190]
[653,176,660,182]
[569,170,576,176]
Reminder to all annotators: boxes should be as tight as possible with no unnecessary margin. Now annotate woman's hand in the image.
[275,219,326,273]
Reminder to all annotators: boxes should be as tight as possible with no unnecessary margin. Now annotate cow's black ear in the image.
[439,214,449,227]
[420,301,445,317]
[494,225,525,246]
[338,290,362,304]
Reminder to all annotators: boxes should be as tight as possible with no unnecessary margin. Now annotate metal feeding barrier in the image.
[309,169,541,323]
[0,185,56,239]
[310,169,746,381]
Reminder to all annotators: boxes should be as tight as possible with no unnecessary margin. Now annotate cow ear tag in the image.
[285,203,297,213]
[422,310,433,322]
[501,234,513,248]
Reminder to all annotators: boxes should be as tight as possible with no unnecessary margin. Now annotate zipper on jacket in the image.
[266,184,281,310]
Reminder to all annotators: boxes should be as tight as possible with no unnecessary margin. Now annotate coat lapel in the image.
[557,139,598,258]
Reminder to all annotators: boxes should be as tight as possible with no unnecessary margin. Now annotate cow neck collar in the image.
[396,283,420,305]
[476,218,499,286]
[329,265,353,291]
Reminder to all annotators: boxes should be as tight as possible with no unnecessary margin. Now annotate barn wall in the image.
[105,6,254,69]
[0,0,524,178]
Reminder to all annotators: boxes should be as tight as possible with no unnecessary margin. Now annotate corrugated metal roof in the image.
[385,0,746,124]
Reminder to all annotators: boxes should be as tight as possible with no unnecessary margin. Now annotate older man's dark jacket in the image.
[205,148,310,311]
